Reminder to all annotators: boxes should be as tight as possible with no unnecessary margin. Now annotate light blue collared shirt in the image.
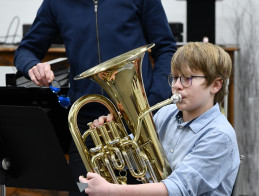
[154,103,240,196]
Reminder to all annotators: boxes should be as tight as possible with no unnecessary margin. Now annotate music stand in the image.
[0,105,85,196]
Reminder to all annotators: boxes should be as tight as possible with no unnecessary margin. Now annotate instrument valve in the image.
[109,138,120,145]
[90,145,102,153]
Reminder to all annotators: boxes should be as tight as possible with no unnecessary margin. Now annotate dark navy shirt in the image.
[14,0,176,118]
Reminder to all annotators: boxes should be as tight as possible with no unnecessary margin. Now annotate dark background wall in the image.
[187,0,216,43]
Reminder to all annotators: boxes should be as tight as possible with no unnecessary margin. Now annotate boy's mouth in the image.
[174,92,184,99]
[178,94,185,102]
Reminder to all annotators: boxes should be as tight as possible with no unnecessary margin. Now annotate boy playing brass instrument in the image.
[79,42,240,196]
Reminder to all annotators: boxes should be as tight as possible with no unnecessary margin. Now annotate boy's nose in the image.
[173,77,183,89]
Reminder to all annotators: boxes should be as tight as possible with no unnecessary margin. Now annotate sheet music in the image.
[47,57,68,65]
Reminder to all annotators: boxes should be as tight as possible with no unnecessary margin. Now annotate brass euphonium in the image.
[68,44,181,184]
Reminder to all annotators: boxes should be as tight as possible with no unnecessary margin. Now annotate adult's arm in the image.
[140,0,177,106]
[14,0,59,85]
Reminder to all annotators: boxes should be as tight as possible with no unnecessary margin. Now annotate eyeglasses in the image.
[49,80,70,109]
[168,75,207,88]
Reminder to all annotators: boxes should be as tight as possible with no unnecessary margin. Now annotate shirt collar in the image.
[174,103,221,133]
[189,103,222,133]
[175,111,196,128]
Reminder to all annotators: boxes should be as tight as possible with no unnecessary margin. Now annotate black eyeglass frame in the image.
[168,75,207,88]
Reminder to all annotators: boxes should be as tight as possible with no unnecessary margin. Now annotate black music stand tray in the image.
[0,105,85,196]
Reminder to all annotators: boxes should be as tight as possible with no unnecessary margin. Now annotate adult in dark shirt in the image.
[14,1,176,195]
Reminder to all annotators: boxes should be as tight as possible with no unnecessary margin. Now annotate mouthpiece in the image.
[171,93,182,104]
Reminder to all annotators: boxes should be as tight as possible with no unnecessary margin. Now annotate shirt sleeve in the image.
[14,0,59,77]
[140,0,177,106]
[162,130,234,196]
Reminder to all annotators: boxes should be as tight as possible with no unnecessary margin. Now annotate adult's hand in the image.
[28,62,54,86]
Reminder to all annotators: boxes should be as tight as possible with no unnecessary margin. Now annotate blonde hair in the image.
[171,42,232,103]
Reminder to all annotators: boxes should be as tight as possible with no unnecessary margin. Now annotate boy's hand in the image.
[91,114,114,128]
[79,172,114,196]
[28,62,54,86]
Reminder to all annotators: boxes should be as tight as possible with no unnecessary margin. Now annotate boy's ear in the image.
[211,77,223,94]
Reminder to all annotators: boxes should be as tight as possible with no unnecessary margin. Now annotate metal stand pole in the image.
[0,185,6,196]
[224,79,230,117]
[0,158,10,196]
